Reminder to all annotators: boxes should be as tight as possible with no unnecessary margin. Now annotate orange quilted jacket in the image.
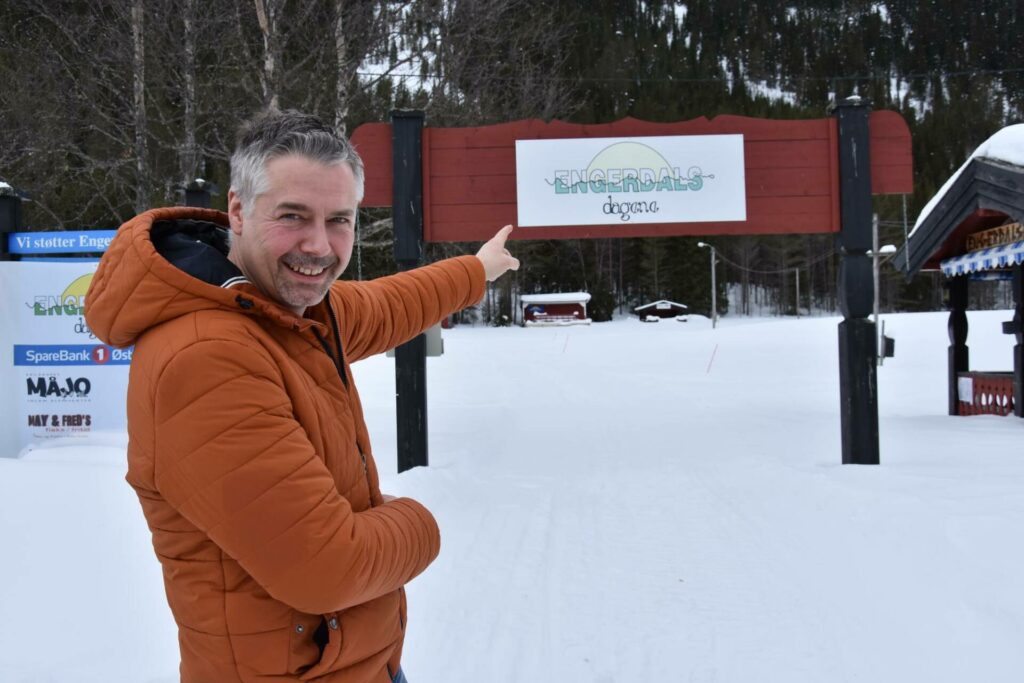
[85,207,485,682]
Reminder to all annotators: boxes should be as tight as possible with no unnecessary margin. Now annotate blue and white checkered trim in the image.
[940,240,1024,277]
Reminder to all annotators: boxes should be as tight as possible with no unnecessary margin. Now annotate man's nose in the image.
[300,219,331,256]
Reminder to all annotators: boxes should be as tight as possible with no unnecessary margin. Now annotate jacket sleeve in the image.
[152,337,440,615]
[334,255,485,362]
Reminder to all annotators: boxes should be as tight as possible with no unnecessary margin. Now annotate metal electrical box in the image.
[387,323,443,358]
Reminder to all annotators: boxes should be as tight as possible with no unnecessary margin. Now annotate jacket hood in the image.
[86,207,310,347]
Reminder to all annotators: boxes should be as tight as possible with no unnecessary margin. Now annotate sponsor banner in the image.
[14,344,132,366]
[7,230,117,255]
[514,134,746,227]
[0,262,130,454]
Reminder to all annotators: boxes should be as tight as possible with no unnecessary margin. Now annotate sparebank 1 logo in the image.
[548,141,714,222]
[27,272,97,339]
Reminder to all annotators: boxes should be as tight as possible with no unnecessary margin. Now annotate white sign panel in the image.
[0,262,130,457]
[515,134,746,227]
[957,376,974,405]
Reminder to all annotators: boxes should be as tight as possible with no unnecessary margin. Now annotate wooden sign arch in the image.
[352,102,914,470]
[351,111,911,242]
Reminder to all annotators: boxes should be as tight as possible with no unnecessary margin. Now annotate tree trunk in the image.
[253,0,280,108]
[131,0,147,213]
[333,0,348,134]
[180,0,199,184]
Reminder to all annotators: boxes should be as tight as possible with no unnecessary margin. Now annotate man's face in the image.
[227,154,358,316]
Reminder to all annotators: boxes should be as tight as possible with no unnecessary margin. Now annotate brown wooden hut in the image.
[895,135,1024,418]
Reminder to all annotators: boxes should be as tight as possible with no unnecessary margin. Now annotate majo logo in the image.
[30,273,94,316]
[26,375,92,398]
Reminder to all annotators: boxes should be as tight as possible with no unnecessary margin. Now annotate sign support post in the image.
[0,186,23,261]
[391,110,428,473]
[184,179,212,208]
[833,97,880,465]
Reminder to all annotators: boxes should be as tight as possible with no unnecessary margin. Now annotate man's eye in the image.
[280,213,302,221]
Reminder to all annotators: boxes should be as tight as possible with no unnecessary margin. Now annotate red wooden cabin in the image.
[520,293,591,326]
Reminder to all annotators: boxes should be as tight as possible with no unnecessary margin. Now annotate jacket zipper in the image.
[313,299,374,504]
[357,448,368,476]
[312,302,349,389]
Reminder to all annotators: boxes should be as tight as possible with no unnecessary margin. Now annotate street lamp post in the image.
[870,212,898,365]
[869,252,897,365]
[697,241,717,328]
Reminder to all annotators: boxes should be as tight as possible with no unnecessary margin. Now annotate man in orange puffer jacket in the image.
[85,109,519,683]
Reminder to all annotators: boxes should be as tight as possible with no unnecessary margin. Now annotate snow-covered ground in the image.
[2,310,1022,682]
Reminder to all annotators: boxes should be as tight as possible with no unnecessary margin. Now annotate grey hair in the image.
[230,108,365,216]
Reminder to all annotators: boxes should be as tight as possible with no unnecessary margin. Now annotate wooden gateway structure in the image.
[895,127,1024,417]
[349,99,913,468]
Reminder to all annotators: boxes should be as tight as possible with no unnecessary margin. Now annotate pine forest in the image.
[1,0,1022,322]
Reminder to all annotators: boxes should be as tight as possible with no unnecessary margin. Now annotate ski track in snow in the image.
[375,314,1024,683]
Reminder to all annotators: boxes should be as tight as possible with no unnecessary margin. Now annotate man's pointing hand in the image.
[475,225,520,282]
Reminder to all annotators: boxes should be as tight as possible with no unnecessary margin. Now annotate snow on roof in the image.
[520,292,591,304]
[634,299,688,311]
[911,124,1024,237]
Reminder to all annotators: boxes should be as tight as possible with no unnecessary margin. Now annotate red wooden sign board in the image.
[350,112,913,242]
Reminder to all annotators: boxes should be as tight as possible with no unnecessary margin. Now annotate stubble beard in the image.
[276,257,341,311]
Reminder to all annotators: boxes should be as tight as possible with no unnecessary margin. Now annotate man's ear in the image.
[227,190,244,237]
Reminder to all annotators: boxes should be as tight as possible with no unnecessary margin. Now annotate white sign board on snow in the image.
[0,262,130,457]
[514,134,746,227]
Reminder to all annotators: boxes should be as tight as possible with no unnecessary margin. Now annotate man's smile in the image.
[284,262,330,277]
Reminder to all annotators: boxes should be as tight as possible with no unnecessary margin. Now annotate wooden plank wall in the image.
[350,112,913,243]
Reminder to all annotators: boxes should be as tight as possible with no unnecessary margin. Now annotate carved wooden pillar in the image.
[392,110,428,472]
[946,276,969,415]
[1004,264,1024,417]
[833,97,879,464]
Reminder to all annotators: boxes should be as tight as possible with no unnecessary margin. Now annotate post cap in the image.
[390,110,426,122]
[827,96,873,114]
[183,178,219,195]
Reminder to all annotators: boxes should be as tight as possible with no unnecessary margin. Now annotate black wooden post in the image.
[832,96,879,465]
[392,110,428,472]
[0,185,23,261]
[1005,264,1023,417]
[184,179,212,208]
[946,276,969,415]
